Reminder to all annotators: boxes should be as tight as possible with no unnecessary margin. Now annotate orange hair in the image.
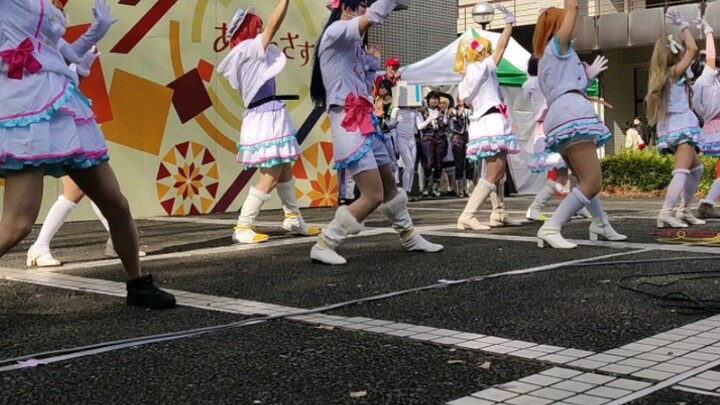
[532,7,566,58]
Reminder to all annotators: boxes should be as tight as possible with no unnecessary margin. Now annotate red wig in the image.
[230,14,264,49]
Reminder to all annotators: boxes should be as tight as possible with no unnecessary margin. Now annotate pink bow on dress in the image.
[498,104,509,119]
[341,93,375,135]
[0,38,42,80]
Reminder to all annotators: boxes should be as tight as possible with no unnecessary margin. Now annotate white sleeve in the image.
[458,63,485,102]
[323,20,362,50]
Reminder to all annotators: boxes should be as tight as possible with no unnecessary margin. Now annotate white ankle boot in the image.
[26,247,61,267]
[527,179,559,221]
[277,179,322,236]
[575,207,592,219]
[457,180,494,230]
[537,220,576,249]
[676,202,706,225]
[310,206,362,265]
[105,238,148,257]
[657,207,689,228]
[588,213,627,241]
[380,189,444,253]
[283,213,321,236]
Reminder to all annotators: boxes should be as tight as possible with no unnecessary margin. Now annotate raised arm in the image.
[556,0,578,54]
[492,5,515,67]
[357,0,398,37]
[666,10,697,80]
[695,18,716,70]
[66,0,117,58]
[261,0,290,49]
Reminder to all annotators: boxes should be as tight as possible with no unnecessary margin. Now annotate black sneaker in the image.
[126,274,176,310]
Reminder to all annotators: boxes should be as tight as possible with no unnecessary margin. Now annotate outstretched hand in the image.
[495,4,516,25]
[665,10,689,31]
[694,18,714,35]
[583,55,609,80]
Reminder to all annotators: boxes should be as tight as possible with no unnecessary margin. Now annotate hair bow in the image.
[667,34,684,54]
[327,0,340,9]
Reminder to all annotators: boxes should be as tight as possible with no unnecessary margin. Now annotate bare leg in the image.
[0,169,44,258]
[67,163,141,279]
[68,163,175,309]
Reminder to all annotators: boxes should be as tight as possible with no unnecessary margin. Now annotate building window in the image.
[634,67,648,120]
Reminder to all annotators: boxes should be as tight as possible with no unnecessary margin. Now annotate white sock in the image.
[586,195,604,219]
[663,169,689,209]
[684,165,703,204]
[703,178,720,205]
[276,179,300,215]
[90,200,110,232]
[32,196,77,253]
[550,188,590,225]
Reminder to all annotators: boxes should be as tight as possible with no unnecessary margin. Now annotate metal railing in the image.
[457,0,710,32]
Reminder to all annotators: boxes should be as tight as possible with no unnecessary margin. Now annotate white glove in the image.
[397,114,405,123]
[428,109,440,120]
[584,55,609,80]
[366,0,398,25]
[69,0,118,57]
[495,4,516,25]
[76,46,100,77]
[694,18,714,35]
[666,10,689,31]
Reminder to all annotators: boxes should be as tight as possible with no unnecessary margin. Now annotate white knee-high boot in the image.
[457,179,495,230]
[310,206,363,265]
[379,189,443,252]
[234,186,272,244]
[277,179,321,236]
[490,181,522,227]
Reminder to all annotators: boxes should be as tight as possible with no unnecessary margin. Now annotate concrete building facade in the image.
[368,0,459,70]
[457,0,720,154]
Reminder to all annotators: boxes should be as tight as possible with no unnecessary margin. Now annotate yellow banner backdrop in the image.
[3,0,338,222]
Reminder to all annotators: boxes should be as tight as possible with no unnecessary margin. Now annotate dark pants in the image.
[422,135,446,181]
[452,134,467,180]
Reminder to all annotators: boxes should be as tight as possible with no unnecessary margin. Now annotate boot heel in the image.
[26,257,35,267]
[589,231,598,241]
[656,220,666,228]
[537,238,546,248]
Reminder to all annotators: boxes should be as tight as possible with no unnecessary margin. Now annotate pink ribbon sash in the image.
[0,38,42,80]
[341,93,375,135]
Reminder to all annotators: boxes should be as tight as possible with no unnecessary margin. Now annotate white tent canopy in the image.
[400,28,530,86]
[399,29,544,195]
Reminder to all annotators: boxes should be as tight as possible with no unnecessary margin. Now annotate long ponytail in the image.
[310,8,342,109]
[309,0,364,109]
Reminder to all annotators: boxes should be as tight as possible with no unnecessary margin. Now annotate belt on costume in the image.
[247,95,299,109]
[563,90,614,109]
[481,106,502,118]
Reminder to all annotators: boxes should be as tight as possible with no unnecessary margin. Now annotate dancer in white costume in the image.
[217,1,321,244]
[0,0,174,309]
[455,7,523,231]
[645,11,705,228]
[308,0,443,265]
[522,55,591,221]
[692,19,720,218]
[27,47,147,267]
[532,2,626,248]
